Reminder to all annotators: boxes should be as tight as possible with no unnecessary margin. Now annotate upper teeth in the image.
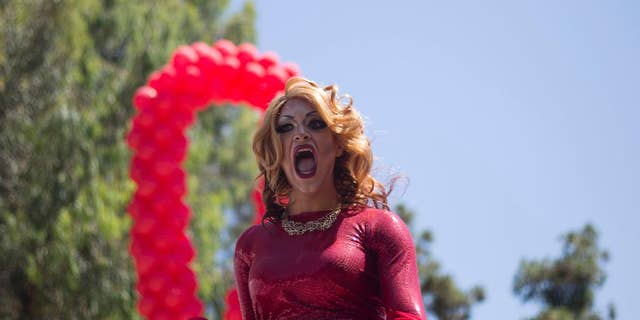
[298,147,312,153]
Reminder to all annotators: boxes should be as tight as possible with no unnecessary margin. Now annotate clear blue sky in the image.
[243,1,639,318]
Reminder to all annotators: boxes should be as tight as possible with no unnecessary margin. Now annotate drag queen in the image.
[234,77,426,319]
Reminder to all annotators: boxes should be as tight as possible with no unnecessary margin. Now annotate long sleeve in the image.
[233,227,256,320]
[231,207,426,319]
[368,211,427,319]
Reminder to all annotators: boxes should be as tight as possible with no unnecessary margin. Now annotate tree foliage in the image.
[395,204,485,320]
[513,224,615,320]
[0,0,258,319]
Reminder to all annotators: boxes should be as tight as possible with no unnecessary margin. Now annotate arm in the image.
[369,210,427,320]
[233,227,256,320]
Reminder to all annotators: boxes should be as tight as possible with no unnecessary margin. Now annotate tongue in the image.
[296,158,315,173]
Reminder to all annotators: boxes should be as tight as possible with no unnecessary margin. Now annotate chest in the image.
[247,223,378,302]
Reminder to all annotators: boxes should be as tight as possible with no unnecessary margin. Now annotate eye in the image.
[276,123,293,133]
[308,118,327,130]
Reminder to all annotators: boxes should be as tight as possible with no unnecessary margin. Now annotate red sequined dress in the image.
[233,206,426,319]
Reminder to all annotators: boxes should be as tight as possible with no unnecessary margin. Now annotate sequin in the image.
[234,207,426,319]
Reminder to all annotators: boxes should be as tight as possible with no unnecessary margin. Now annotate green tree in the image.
[513,224,615,320]
[395,204,485,320]
[0,0,258,319]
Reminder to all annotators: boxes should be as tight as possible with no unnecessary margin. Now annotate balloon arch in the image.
[126,39,298,320]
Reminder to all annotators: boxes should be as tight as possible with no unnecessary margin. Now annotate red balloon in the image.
[161,256,184,276]
[245,62,265,84]
[149,94,176,122]
[135,277,150,296]
[137,178,158,197]
[213,39,237,57]
[258,51,279,70]
[282,62,300,78]
[149,65,178,93]
[174,266,197,293]
[174,235,195,262]
[137,147,155,162]
[130,238,157,272]
[154,243,194,278]
[183,92,210,112]
[208,78,226,104]
[184,299,204,319]
[133,214,157,235]
[152,126,176,146]
[153,131,187,163]
[162,257,192,277]
[127,200,144,220]
[135,109,156,128]
[130,224,146,240]
[163,170,187,197]
[133,86,158,111]
[246,93,268,111]
[200,44,226,102]
[151,228,181,252]
[220,56,240,76]
[130,157,154,184]
[126,124,145,151]
[149,190,176,216]
[237,62,265,105]
[250,90,276,111]
[137,294,156,317]
[146,270,171,293]
[164,286,186,309]
[218,56,241,101]
[174,200,190,217]
[151,308,177,320]
[172,45,199,72]
[164,202,190,231]
[236,42,259,65]
[264,65,288,92]
[223,287,242,320]
[152,162,177,180]
[147,69,164,91]
[191,42,220,68]
[169,110,196,130]
[184,65,206,95]
[129,236,145,256]
[194,44,222,102]
[134,253,156,276]
[169,180,187,198]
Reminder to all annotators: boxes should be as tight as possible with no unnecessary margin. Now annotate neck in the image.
[287,188,341,216]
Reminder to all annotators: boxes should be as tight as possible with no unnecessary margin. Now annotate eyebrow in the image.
[279,111,318,120]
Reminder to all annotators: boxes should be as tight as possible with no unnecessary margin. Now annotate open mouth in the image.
[294,145,317,179]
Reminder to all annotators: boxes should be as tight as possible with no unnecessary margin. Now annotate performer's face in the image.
[276,99,343,196]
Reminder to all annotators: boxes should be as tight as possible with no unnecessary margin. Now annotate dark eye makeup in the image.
[275,118,327,134]
[276,123,294,133]
[308,118,327,130]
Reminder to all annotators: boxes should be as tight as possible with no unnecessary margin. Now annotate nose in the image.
[294,133,309,142]
[293,128,310,142]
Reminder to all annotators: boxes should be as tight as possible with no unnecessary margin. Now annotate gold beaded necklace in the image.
[281,206,342,236]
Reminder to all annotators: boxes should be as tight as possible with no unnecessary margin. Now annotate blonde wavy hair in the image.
[253,77,390,220]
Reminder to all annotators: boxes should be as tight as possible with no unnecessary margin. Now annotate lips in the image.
[293,144,317,179]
